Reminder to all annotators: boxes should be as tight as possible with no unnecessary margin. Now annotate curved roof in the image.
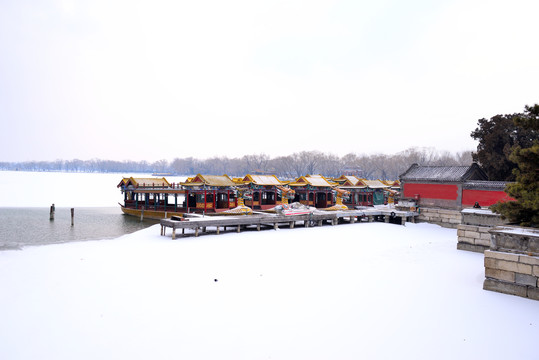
[117,177,170,188]
[242,174,285,186]
[181,174,235,187]
[289,174,337,187]
[333,175,361,186]
[361,179,390,189]
[399,163,488,182]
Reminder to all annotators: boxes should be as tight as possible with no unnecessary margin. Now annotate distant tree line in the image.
[0,159,157,173]
[168,148,473,180]
[0,147,473,180]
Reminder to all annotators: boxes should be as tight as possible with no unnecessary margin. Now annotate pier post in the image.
[195,227,199,237]
[257,223,261,231]
[49,204,55,221]
[71,208,74,226]
[289,221,295,229]
[216,226,220,235]
[140,207,144,221]
[172,228,176,240]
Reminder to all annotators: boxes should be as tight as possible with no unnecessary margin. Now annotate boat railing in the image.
[135,182,182,189]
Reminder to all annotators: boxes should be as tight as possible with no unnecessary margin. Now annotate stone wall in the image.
[457,225,491,252]
[461,208,504,227]
[483,226,539,301]
[416,207,461,228]
[457,209,506,253]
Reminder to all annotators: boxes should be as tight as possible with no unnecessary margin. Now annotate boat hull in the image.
[119,205,186,220]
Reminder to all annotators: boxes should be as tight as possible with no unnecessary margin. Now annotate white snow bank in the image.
[461,208,498,215]
[1,222,538,360]
[491,226,539,237]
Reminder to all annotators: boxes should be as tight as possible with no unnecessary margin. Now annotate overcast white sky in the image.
[1,0,538,162]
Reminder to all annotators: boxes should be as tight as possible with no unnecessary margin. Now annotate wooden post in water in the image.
[49,203,55,221]
[71,208,74,226]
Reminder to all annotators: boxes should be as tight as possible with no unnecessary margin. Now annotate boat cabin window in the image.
[188,193,196,207]
[196,193,204,203]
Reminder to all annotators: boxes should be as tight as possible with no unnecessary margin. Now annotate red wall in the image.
[462,189,513,207]
[403,183,458,200]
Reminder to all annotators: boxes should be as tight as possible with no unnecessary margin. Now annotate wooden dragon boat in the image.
[118,174,399,220]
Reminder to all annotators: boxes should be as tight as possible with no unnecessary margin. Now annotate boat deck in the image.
[159,208,419,239]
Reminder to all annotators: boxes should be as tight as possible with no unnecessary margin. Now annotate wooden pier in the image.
[160,208,418,239]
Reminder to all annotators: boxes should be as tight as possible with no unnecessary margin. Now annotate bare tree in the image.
[171,157,197,175]
[455,150,474,165]
[356,154,379,179]
[318,153,344,177]
[242,154,270,173]
[271,155,299,179]
[152,159,169,173]
[297,151,323,175]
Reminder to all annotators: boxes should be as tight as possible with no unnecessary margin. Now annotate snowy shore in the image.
[1,222,539,360]
[1,171,538,359]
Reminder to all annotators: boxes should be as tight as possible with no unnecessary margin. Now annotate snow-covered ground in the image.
[1,171,538,360]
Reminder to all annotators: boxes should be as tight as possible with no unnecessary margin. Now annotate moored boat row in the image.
[118,174,400,220]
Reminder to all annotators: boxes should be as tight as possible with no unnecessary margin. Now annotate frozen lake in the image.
[0,207,158,250]
[0,171,169,250]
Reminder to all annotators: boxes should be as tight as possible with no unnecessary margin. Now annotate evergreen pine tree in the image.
[491,105,539,227]
[471,106,537,181]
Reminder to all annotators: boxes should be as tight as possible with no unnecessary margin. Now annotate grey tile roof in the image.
[463,180,508,190]
[399,163,488,182]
